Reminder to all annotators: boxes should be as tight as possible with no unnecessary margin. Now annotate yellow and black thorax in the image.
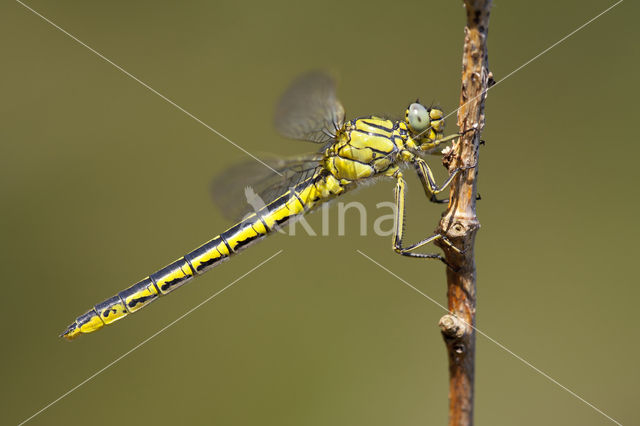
[322,116,410,181]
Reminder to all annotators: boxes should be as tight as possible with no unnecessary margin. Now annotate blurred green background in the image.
[1,1,637,425]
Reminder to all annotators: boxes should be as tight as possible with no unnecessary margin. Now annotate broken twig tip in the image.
[439,314,467,339]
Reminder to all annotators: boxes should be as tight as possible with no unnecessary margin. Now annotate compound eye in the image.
[407,103,430,132]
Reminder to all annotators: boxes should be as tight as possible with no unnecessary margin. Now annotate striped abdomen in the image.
[61,171,345,340]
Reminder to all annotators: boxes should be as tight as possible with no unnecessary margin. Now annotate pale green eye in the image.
[407,103,431,132]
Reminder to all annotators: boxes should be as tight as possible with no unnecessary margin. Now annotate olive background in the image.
[2,1,638,425]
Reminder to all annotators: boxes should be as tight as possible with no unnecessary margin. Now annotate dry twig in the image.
[435,1,492,425]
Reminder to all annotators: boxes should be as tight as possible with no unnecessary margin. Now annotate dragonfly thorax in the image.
[322,116,407,181]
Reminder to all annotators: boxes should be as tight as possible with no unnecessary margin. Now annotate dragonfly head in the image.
[405,102,445,147]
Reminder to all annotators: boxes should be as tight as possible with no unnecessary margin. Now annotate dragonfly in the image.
[61,72,471,340]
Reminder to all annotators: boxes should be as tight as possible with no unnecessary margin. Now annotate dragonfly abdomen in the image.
[61,172,340,340]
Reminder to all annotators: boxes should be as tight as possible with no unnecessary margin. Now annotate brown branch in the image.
[434,1,492,425]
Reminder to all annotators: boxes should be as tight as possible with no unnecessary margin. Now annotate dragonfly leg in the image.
[392,173,461,266]
[420,127,478,153]
[413,157,475,204]
[420,132,460,154]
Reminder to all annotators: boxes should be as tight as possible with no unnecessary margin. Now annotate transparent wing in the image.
[274,71,345,144]
[211,154,324,221]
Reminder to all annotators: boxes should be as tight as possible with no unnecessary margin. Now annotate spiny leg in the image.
[413,157,470,205]
[420,127,479,153]
[419,132,461,154]
[392,172,461,266]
